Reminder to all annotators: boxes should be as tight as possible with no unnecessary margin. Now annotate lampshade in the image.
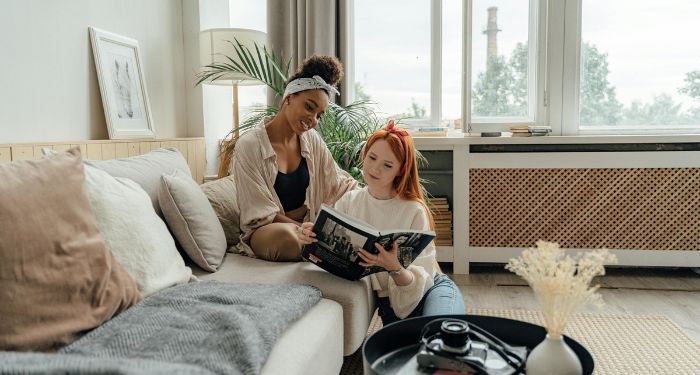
[199,28,268,86]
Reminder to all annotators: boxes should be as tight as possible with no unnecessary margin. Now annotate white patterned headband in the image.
[283,75,340,99]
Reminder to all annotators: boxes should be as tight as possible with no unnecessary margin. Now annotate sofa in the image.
[0,147,375,375]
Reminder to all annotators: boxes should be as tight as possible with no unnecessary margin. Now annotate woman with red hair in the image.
[298,120,464,323]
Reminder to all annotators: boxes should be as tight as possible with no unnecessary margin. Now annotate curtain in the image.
[266,0,351,106]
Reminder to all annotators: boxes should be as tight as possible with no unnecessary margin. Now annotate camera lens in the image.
[440,320,470,349]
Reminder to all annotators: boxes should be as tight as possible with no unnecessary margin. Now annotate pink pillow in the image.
[0,148,142,351]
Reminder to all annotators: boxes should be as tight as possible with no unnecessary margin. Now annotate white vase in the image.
[526,334,583,375]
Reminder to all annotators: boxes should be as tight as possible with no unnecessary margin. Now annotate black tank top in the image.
[274,158,309,212]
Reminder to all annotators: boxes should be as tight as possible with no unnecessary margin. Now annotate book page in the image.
[319,204,380,236]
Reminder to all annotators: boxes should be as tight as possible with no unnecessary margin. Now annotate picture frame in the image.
[89,27,155,139]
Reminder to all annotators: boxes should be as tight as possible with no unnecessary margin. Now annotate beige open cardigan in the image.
[231,118,359,257]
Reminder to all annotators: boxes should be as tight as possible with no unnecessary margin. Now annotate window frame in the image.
[465,0,546,133]
[560,0,700,135]
[348,0,444,126]
[349,0,700,135]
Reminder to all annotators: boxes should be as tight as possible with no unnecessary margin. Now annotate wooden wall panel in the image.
[11,146,33,160]
[0,138,206,184]
[101,144,116,160]
[0,147,10,162]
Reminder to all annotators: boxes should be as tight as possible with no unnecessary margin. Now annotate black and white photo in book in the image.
[316,216,366,263]
[302,204,436,281]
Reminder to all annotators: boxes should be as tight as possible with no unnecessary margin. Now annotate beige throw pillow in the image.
[0,148,142,351]
[159,170,227,272]
[200,175,241,248]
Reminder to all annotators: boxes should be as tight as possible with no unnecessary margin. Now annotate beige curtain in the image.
[266,0,350,106]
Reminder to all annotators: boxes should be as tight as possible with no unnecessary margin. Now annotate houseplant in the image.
[196,39,383,180]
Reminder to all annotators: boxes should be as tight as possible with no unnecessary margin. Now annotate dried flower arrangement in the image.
[506,240,617,338]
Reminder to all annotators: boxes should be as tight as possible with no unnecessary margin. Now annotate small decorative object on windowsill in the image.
[505,241,617,375]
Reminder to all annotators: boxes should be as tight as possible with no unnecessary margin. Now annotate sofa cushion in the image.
[85,148,191,217]
[195,253,375,355]
[159,170,227,272]
[0,148,142,351]
[200,175,240,247]
[84,164,192,296]
[261,299,343,374]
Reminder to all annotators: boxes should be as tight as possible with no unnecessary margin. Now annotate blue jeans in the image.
[376,273,465,325]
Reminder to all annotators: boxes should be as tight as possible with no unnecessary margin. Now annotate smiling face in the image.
[363,139,403,196]
[283,89,328,134]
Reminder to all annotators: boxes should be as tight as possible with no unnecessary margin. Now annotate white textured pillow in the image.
[83,164,192,296]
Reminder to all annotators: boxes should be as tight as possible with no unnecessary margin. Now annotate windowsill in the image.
[412,131,700,146]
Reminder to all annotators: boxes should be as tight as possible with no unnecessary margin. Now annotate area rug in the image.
[450,266,700,292]
[341,308,700,375]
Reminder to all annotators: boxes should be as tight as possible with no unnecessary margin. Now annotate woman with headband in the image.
[231,55,358,261]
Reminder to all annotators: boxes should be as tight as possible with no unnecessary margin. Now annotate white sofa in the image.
[89,147,376,374]
[195,254,376,357]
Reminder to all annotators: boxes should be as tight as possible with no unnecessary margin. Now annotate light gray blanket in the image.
[0,281,322,375]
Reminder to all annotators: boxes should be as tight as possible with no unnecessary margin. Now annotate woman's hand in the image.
[358,241,402,271]
[295,222,317,245]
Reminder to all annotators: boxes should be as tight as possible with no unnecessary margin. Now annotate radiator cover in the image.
[469,168,700,250]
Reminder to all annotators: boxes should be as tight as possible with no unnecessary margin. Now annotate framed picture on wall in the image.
[89,27,155,139]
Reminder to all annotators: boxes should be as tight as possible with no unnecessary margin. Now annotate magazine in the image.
[301,204,436,281]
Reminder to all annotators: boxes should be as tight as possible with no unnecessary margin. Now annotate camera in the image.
[416,318,527,374]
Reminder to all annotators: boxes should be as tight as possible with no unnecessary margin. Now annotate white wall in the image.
[0,0,187,143]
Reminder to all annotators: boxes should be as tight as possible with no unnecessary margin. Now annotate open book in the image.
[301,204,436,281]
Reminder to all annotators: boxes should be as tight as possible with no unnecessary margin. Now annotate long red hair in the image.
[363,121,435,231]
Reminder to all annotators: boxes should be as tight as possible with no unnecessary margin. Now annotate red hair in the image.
[363,121,435,231]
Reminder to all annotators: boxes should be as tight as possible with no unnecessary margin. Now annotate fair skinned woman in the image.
[232,55,358,261]
[297,121,465,323]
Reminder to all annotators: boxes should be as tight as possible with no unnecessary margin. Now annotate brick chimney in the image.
[483,6,501,60]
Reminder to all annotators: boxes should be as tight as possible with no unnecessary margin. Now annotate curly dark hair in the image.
[286,54,344,93]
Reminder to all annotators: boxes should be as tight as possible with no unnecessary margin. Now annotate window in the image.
[470,0,536,124]
[350,0,700,134]
[576,0,700,132]
[353,0,432,123]
[442,0,463,124]
[351,0,539,131]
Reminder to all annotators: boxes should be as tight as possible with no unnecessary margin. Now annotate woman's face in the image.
[284,89,328,134]
[363,139,402,192]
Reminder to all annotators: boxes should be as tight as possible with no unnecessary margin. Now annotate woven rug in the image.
[341,308,700,375]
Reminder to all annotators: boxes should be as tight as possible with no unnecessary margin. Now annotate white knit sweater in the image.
[334,187,436,319]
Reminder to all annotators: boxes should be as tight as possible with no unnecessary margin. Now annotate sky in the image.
[228,0,700,120]
[582,0,700,108]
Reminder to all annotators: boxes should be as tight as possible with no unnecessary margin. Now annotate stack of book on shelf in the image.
[428,196,453,246]
[408,127,449,137]
[509,125,552,137]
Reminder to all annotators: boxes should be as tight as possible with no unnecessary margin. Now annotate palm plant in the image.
[196,39,383,179]
[196,39,436,211]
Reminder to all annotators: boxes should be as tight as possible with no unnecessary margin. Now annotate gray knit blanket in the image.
[0,281,322,375]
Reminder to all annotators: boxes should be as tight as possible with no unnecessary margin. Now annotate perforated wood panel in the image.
[469,168,700,250]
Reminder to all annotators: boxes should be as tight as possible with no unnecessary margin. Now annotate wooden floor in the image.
[446,265,700,343]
